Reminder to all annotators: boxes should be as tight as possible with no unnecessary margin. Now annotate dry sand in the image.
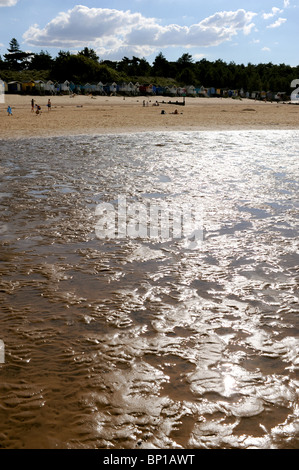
[0,94,298,139]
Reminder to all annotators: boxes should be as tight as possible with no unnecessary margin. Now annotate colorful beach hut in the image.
[22,80,35,93]
[8,81,22,93]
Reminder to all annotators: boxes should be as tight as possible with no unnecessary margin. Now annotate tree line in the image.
[1,38,298,93]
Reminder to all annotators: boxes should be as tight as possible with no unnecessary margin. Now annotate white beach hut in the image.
[60,80,70,94]
[44,80,55,94]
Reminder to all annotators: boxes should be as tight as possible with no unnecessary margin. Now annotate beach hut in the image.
[186,85,196,97]
[34,80,45,95]
[128,82,137,95]
[22,80,35,94]
[96,82,105,94]
[69,82,76,93]
[207,87,216,97]
[106,82,117,95]
[168,85,178,96]
[119,82,133,94]
[146,84,155,95]
[118,82,135,95]
[135,82,140,95]
[59,80,70,94]
[177,87,186,96]
[139,84,146,95]
[8,81,22,94]
[123,82,137,95]
[155,85,166,96]
[260,91,267,100]
[84,83,93,94]
[44,80,55,95]
[274,92,287,101]
[118,82,127,94]
[251,91,260,100]
[198,86,208,97]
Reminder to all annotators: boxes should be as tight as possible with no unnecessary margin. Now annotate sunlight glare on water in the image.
[0,130,298,449]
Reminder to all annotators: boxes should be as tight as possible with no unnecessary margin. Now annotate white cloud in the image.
[0,0,18,6]
[283,0,290,7]
[267,17,287,28]
[23,5,257,58]
[193,53,207,60]
[263,7,283,19]
[262,46,271,51]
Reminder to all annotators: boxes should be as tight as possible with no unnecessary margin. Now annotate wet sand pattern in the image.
[0,130,298,449]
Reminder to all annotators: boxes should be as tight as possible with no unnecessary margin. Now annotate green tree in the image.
[117,56,151,77]
[177,53,193,69]
[78,47,99,62]
[4,38,32,70]
[28,51,54,71]
[152,52,170,77]
[247,72,262,92]
[176,68,196,86]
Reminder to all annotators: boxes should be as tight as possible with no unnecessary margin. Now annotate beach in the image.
[0,94,298,139]
[1,93,299,449]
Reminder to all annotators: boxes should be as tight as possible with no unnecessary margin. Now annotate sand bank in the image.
[0,94,298,139]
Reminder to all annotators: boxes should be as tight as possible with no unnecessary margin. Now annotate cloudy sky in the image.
[0,0,297,65]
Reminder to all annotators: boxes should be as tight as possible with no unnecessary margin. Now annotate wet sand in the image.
[0,131,298,449]
[0,94,298,139]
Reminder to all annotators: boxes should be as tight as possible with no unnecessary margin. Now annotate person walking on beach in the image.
[47,99,52,112]
[7,105,13,116]
[31,98,35,112]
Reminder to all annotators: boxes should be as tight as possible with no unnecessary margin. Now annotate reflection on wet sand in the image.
[0,130,298,449]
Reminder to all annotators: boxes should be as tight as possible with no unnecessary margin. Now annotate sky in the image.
[0,0,298,66]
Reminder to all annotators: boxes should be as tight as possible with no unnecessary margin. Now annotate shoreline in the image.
[0,94,298,140]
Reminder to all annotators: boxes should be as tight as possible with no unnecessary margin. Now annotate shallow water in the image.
[0,130,298,449]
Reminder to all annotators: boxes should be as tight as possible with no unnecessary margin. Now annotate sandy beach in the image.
[0,94,298,139]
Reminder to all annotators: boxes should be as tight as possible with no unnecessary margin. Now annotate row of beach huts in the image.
[0,78,288,101]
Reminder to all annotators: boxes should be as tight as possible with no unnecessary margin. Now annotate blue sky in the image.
[0,0,298,65]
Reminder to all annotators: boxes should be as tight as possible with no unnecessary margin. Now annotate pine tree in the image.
[4,38,32,70]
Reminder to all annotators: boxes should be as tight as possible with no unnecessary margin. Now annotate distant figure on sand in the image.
[31,98,35,112]
[35,104,41,115]
[47,99,52,111]
[7,105,12,116]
